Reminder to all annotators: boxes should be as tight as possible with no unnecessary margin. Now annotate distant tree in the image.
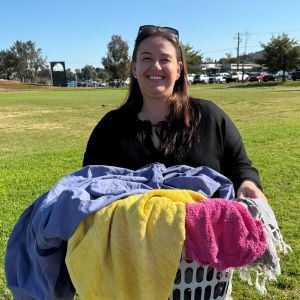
[243,50,264,64]
[81,65,97,80]
[261,33,300,80]
[218,53,237,64]
[36,67,51,84]
[95,67,109,81]
[0,49,17,80]
[101,35,130,80]
[181,43,203,74]
[204,57,214,63]
[10,40,46,82]
[65,68,76,81]
[74,69,83,81]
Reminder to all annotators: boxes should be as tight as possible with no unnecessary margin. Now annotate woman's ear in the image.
[176,62,183,80]
[131,63,137,78]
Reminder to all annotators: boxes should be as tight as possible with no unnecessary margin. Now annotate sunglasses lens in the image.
[138,25,179,38]
[163,27,179,37]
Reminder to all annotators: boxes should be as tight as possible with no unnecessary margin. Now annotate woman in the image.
[83,25,267,201]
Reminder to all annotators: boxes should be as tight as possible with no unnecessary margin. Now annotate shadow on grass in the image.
[270,89,300,92]
[208,80,300,90]
[228,82,284,88]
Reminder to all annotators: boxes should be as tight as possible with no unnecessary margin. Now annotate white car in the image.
[209,73,229,84]
[274,71,291,81]
[124,78,131,86]
[187,74,195,84]
[193,74,210,84]
[216,73,229,83]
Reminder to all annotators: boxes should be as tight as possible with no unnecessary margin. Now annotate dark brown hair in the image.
[120,26,200,161]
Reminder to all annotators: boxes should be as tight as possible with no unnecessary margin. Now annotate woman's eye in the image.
[142,57,151,61]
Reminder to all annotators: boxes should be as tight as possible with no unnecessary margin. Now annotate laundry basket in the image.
[169,250,233,300]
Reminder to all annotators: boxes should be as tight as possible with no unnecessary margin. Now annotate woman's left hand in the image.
[237,180,268,202]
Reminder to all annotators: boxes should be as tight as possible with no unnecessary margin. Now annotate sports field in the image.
[0,81,299,299]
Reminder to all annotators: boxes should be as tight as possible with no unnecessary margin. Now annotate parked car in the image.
[76,81,86,87]
[109,79,124,87]
[187,74,195,84]
[291,69,300,81]
[262,74,275,82]
[249,73,260,82]
[208,74,216,84]
[249,72,266,82]
[193,74,210,84]
[209,73,229,84]
[124,78,131,86]
[97,81,107,87]
[224,71,249,83]
[86,80,97,87]
[274,71,291,81]
[67,81,77,87]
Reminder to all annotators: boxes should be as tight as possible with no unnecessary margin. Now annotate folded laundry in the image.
[5,163,234,300]
[185,199,267,271]
[236,197,292,294]
[66,192,272,300]
[66,189,206,300]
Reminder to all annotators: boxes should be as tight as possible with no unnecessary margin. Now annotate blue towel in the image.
[5,163,234,300]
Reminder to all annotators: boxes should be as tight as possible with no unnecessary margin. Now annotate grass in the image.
[1,81,300,299]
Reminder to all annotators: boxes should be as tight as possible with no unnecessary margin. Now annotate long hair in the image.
[120,26,200,161]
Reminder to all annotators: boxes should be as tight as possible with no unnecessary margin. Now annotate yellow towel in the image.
[66,189,206,300]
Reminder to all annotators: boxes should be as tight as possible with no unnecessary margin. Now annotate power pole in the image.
[236,33,241,71]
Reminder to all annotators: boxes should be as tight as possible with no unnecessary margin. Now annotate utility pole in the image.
[242,31,250,83]
[236,33,241,71]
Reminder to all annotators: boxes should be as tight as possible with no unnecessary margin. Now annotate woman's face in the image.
[132,36,182,101]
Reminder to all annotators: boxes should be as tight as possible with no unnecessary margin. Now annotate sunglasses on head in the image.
[138,25,179,39]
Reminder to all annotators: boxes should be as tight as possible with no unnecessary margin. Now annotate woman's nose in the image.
[151,60,162,69]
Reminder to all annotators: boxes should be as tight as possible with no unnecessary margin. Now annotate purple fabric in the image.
[185,199,267,271]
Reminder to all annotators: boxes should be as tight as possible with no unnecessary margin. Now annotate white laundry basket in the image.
[169,250,233,300]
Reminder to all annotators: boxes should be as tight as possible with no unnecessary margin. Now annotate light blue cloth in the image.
[5,163,234,300]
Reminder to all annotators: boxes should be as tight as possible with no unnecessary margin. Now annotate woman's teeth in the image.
[149,76,163,80]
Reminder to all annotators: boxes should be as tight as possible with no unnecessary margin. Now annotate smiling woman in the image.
[83,25,266,202]
[132,35,182,123]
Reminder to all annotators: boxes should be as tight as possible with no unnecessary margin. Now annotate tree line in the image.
[1,33,299,84]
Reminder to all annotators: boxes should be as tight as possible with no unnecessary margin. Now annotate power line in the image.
[47,28,300,67]
[249,28,300,35]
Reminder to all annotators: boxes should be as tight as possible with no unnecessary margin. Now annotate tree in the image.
[81,65,97,80]
[182,43,203,74]
[101,35,130,80]
[0,49,17,80]
[10,40,47,82]
[218,53,237,64]
[65,68,76,81]
[95,67,109,81]
[74,69,83,81]
[36,67,51,84]
[261,33,300,80]
[204,57,214,63]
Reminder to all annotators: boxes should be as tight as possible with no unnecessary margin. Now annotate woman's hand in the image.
[237,180,268,201]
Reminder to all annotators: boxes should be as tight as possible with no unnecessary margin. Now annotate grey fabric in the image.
[236,197,292,294]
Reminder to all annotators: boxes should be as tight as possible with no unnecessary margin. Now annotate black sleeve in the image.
[218,105,262,191]
[82,111,119,167]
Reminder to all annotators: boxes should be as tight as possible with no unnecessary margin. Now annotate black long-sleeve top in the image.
[83,98,262,192]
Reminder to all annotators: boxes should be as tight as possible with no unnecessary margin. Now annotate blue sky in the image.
[1,0,299,71]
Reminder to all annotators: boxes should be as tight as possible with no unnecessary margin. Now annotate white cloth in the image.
[236,197,292,294]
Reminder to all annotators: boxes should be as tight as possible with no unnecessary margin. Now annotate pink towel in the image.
[185,199,267,271]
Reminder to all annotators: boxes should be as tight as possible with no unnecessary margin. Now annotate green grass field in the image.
[1,81,299,299]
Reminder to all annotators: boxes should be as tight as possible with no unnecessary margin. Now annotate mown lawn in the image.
[1,81,299,299]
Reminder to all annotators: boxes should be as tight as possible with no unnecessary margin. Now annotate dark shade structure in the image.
[50,62,67,87]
